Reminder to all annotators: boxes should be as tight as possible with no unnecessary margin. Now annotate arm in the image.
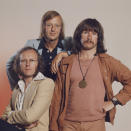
[51,52,68,73]
[6,53,19,90]
[49,63,63,131]
[102,56,131,112]
[7,79,54,125]
[51,37,73,73]
[110,56,131,105]
[1,102,12,121]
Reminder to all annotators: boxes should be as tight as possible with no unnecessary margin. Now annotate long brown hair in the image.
[73,18,107,54]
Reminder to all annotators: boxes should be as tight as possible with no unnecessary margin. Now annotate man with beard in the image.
[6,10,72,89]
[1,47,54,131]
[49,18,131,131]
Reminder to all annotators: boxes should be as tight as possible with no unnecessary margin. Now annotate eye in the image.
[83,31,88,34]
[29,59,38,63]
[55,24,61,28]
[20,59,26,63]
[46,24,52,27]
[92,32,97,35]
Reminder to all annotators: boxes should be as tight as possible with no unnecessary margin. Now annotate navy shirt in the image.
[38,38,64,80]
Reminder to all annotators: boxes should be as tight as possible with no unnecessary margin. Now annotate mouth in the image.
[50,33,56,36]
[25,69,32,71]
[85,39,93,43]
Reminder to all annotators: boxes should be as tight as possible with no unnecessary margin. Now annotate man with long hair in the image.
[6,10,71,89]
[1,47,54,131]
[49,18,131,131]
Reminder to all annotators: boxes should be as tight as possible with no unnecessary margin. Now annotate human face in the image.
[81,30,98,50]
[19,50,38,79]
[44,16,62,41]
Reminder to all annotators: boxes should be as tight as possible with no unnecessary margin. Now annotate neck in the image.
[45,39,58,52]
[79,48,96,60]
[24,77,33,87]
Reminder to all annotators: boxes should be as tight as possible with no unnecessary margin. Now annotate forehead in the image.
[45,16,62,24]
[20,50,38,59]
[81,24,98,33]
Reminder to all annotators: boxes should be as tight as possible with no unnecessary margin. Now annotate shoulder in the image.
[38,78,55,90]
[99,53,119,62]
[61,54,76,65]
[25,39,41,47]
[98,53,130,71]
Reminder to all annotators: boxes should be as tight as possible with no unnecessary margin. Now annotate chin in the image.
[23,72,35,77]
[49,37,58,41]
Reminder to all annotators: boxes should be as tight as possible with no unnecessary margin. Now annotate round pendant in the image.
[79,79,87,88]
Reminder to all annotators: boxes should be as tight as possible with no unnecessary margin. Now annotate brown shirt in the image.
[65,55,106,121]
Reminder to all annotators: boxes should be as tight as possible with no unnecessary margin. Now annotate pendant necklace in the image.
[78,53,95,88]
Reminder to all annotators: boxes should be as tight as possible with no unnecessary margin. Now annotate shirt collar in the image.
[18,72,46,93]
[38,37,63,50]
[33,72,46,80]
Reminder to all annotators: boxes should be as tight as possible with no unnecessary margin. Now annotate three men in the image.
[1,47,54,131]
[7,10,71,89]
[49,18,131,131]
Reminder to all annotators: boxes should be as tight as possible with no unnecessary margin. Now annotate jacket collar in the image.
[18,72,46,93]
[62,53,109,65]
[62,54,76,65]
[98,53,110,58]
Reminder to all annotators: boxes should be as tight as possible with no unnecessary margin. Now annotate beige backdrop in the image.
[0,0,131,130]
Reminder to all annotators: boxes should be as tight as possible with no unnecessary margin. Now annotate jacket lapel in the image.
[22,81,40,109]
[61,55,75,105]
[98,54,113,100]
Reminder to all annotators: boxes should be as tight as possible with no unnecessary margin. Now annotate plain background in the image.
[0,0,131,130]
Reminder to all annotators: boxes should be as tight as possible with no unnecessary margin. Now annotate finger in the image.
[54,61,58,73]
[51,63,56,74]
[102,108,106,113]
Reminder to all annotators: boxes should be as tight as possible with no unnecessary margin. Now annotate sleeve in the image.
[109,56,131,105]
[24,40,35,47]
[7,79,54,125]
[6,53,19,90]
[61,36,73,55]
[1,102,12,121]
[49,62,64,131]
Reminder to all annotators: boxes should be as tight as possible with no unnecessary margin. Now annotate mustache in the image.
[82,39,94,44]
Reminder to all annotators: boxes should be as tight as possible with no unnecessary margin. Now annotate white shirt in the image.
[16,72,46,110]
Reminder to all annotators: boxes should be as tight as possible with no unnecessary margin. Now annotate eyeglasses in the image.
[20,59,38,65]
[45,24,61,29]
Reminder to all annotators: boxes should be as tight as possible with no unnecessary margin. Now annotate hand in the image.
[51,52,68,74]
[103,101,114,112]
[24,121,38,129]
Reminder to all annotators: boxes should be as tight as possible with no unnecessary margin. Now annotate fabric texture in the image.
[49,53,131,131]
[6,37,72,89]
[2,73,54,131]
[62,119,105,131]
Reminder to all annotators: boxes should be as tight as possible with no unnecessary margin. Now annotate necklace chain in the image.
[78,53,95,80]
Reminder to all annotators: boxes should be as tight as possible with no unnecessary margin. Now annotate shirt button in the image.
[49,56,52,59]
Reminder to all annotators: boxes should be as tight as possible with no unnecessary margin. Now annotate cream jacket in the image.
[2,73,54,131]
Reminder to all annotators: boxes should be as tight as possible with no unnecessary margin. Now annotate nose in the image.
[87,31,92,39]
[26,60,30,66]
[51,25,56,31]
